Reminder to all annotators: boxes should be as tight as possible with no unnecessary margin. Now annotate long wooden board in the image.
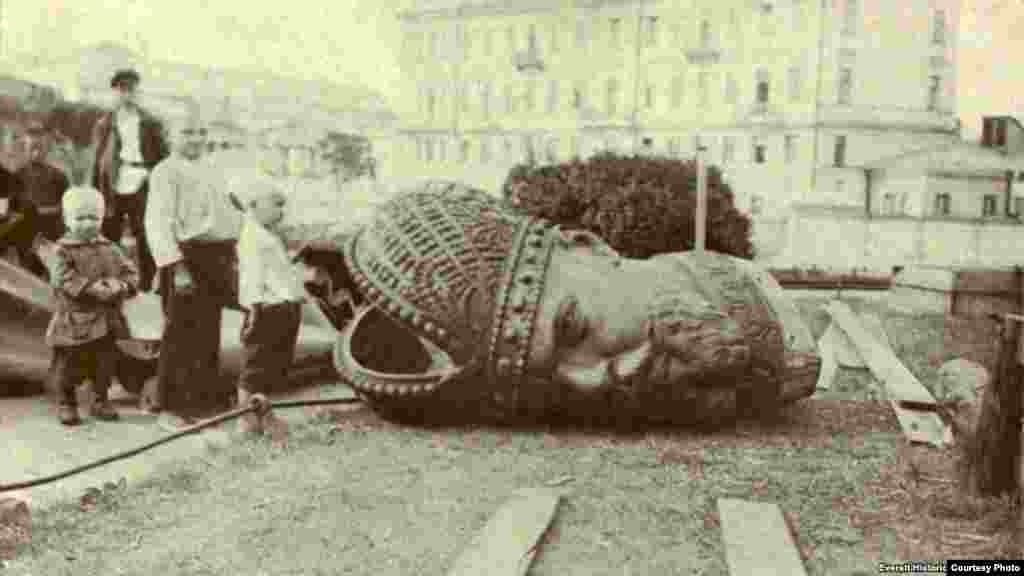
[718,498,808,576]
[826,301,936,406]
[815,328,837,391]
[822,321,866,369]
[447,488,561,576]
[826,301,950,447]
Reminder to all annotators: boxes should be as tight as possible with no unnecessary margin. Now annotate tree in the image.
[502,151,755,260]
[318,131,375,183]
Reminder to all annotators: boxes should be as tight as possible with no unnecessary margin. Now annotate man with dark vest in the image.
[91,68,168,291]
[11,120,70,278]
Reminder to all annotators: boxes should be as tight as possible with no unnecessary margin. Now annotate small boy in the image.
[232,173,305,438]
[46,186,139,425]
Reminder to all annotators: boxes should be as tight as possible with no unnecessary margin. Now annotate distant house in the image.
[865,116,1024,220]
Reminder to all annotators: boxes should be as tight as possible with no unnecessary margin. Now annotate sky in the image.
[4,0,1022,139]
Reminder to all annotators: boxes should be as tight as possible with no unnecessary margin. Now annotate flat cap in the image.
[110,68,140,88]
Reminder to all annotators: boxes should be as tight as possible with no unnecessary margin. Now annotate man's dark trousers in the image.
[103,188,156,292]
[155,241,235,416]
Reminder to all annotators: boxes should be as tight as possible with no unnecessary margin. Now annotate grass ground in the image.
[2,294,1022,575]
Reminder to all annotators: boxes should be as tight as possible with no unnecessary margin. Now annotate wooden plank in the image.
[826,301,936,406]
[447,488,561,576]
[826,301,951,447]
[815,328,837,391]
[859,313,893,354]
[822,321,865,369]
[717,498,808,576]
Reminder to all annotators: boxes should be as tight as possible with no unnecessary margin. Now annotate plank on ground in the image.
[822,321,866,369]
[815,328,837,391]
[446,488,562,576]
[825,301,936,406]
[826,301,950,447]
[717,498,808,576]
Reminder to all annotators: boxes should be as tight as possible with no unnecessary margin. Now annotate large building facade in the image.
[393,0,961,222]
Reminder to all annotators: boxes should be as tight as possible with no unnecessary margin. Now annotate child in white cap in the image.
[231,172,305,439]
[46,186,139,425]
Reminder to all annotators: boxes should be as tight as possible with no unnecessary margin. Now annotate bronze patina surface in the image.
[334,181,820,425]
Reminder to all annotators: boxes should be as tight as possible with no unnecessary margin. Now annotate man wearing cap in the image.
[10,120,70,278]
[145,109,241,430]
[91,68,168,291]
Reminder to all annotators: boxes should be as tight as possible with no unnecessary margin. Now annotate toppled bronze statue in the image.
[333,181,821,425]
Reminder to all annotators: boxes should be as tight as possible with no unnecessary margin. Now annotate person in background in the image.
[145,109,240,431]
[0,158,24,258]
[91,68,168,291]
[231,172,303,439]
[13,120,70,278]
[46,186,139,426]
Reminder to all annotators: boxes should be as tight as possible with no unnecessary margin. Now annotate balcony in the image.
[685,46,720,65]
[512,50,544,73]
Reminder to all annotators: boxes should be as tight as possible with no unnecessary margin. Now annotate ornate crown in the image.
[337,181,558,417]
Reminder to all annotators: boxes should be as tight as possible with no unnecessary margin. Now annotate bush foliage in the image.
[501,152,754,260]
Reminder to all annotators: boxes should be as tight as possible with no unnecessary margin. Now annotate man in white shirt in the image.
[91,69,169,291]
[145,108,241,430]
[232,172,305,438]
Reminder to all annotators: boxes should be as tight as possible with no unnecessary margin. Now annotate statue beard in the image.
[610,281,753,402]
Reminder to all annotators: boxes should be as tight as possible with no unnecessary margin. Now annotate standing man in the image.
[91,68,168,291]
[13,120,71,278]
[145,108,240,430]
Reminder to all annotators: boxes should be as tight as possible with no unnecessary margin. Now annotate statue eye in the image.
[556,297,589,346]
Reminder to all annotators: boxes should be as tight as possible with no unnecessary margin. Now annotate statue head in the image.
[337,181,820,424]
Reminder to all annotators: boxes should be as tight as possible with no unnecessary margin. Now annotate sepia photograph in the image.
[0,0,1022,573]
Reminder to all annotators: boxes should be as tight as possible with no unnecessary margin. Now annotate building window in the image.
[983,194,998,217]
[670,75,684,108]
[646,16,659,47]
[723,136,735,163]
[838,67,853,105]
[842,0,858,35]
[700,19,712,50]
[481,81,492,118]
[504,137,514,157]
[460,83,472,114]
[644,82,656,110]
[784,134,797,164]
[605,77,620,115]
[505,83,517,114]
[506,25,517,53]
[788,66,802,102]
[575,20,587,50]
[698,71,709,107]
[751,194,764,215]
[524,79,536,111]
[927,76,941,111]
[833,135,847,166]
[755,69,770,106]
[459,139,470,164]
[480,137,491,163]
[464,27,474,58]
[549,23,560,53]
[753,140,766,164]
[528,23,539,55]
[573,81,585,109]
[609,18,622,48]
[933,10,946,46]
[934,193,951,216]
[427,88,437,121]
[425,138,435,163]
[430,31,440,59]
[546,79,559,114]
[546,138,559,163]
[725,73,737,104]
[668,137,679,157]
[438,137,447,163]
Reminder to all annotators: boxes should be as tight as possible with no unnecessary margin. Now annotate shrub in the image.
[501,152,754,259]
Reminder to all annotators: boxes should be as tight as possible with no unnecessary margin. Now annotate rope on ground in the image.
[0,394,364,494]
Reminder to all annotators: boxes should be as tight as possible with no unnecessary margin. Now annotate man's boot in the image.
[58,402,81,426]
[236,388,263,437]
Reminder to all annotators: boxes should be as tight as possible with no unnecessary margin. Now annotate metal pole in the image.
[696,145,708,252]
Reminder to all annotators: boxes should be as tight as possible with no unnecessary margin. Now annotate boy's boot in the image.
[58,402,81,426]
[236,388,263,437]
[90,386,119,421]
